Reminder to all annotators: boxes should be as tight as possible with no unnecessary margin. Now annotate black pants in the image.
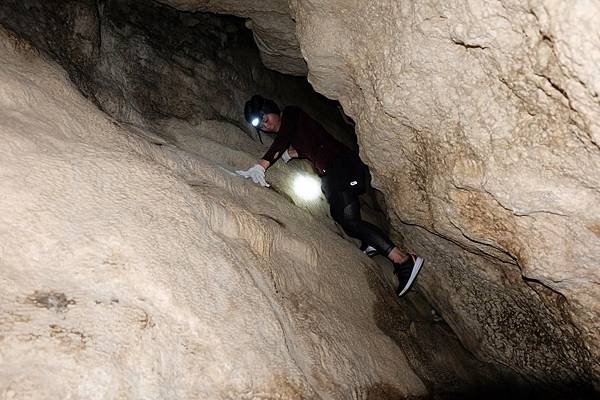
[321,152,395,256]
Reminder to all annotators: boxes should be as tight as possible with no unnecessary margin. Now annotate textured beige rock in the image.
[0,27,429,398]
[156,0,307,75]
[0,0,353,152]
[158,0,600,391]
[152,0,600,389]
[287,0,600,389]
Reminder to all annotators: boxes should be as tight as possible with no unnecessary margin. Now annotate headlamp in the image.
[250,112,264,128]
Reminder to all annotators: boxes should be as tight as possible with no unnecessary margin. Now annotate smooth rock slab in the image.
[0,27,425,399]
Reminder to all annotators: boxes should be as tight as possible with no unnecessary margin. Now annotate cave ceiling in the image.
[156,0,307,75]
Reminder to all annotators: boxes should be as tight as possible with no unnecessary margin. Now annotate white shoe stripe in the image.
[398,257,424,297]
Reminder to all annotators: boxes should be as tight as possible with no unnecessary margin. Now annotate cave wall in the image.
[291,0,600,390]
[0,0,352,147]
[156,0,599,391]
[0,25,433,398]
[0,0,598,396]
[1,21,529,398]
[157,0,307,75]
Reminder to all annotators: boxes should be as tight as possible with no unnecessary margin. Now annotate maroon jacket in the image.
[262,106,348,176]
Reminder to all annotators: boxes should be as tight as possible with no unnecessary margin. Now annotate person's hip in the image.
[321,151,368,199]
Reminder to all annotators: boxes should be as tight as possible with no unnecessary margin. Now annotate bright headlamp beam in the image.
[293,175,321,201]
[251,117,260,127]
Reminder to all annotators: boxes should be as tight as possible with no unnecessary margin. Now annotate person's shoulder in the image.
[283,105,303,115]
[284,106,312,123]
[280,105,302,125]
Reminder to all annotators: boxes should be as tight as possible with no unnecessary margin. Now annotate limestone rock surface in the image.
[0,1,542,396]
[0,0,330,144]
[151,0,600,391]
[156,0,307,75]
[148,0,600,391]
[287,0,600,391]
[0,27,428,398]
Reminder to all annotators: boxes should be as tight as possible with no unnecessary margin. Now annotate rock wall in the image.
[288,0,600,392]
[0,26,429,398]
[144,0,600,387]
[157,0,307,75]
[1,0,598,397]
[146,0,598,392]
[0,0,351,147]
[0,7,532,398]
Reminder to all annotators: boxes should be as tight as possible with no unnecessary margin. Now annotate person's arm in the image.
[252,146,295,170]
[261,107,299,167]
[237,108,298,186]
[281,147,298,163]
[236,132,287,188]
[261,130,292,168]
[257,159,270,169]
[236,162,270,187]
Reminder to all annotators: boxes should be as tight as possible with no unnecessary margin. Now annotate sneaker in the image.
[393,254,424,297]
[360,242,378,257]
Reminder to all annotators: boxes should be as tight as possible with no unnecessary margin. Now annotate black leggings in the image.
[326,190,395,256]
[321,153,395,256]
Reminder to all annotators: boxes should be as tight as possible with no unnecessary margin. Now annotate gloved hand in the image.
[236,164,270,187]
[281,149,292,163]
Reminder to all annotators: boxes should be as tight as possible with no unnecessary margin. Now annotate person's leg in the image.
[388,247,409,263]
[322,155,424,297]
[327,189,424,297]
[328,190,398,259]
[325,153,406,262]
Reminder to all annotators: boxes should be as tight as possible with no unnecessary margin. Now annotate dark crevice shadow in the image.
[362,265,598,400]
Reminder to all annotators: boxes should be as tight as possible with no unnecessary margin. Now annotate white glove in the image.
[281,149,292,163]
[236,164,270,187]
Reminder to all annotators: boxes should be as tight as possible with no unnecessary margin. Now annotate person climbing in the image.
[236,95,424,297]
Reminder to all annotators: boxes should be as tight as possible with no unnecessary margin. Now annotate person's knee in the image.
[329,191,362,235]
[339,218,362,238]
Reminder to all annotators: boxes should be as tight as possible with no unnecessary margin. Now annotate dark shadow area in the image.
[366,383,421,400]
[363,264,598,400]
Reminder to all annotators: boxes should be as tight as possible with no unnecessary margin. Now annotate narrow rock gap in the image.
[0,1,598,399]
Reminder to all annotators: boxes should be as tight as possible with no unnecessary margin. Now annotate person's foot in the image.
[393,254,424,297]
[360,242,378,257]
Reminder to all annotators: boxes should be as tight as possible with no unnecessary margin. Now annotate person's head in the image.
[244,95,281,133]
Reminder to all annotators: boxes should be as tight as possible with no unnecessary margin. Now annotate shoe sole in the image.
[398,257,424,297]
[362,246,378,258]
